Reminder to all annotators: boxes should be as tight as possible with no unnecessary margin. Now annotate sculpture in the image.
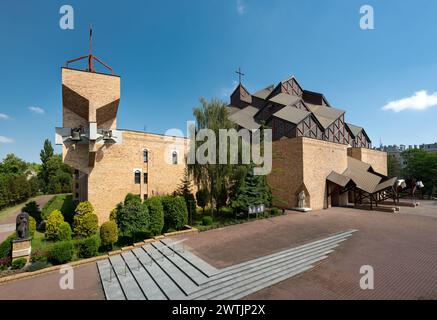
[298,191,306,208]
[16,212,30,240]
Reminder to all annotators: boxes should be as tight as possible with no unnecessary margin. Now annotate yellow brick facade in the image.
[347,147,388,176]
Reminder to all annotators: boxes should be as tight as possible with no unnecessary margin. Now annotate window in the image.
[143,149,148,163]
[143,172,148,184]
[134,170,141,184]
[172,151,178,165]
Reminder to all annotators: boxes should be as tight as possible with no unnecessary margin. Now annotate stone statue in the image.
[298,191,306,208]
[16,212,30,240]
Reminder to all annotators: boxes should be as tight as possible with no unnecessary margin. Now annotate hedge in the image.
[145,197,165,236]
[161,196,188,231]
[12,258,27,270]
[202,216,213,226]
[49,241,75,264]
[0,233,16,259]
[77,235,101,258]
[58,222,72,241]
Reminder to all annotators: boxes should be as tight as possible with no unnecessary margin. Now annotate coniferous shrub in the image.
[49,241,74,264]
[74,201,94,216]
[45,210,64,240]
[162,196,188,231]
[73,213,99,238]
[100,221,118,248]
[28,216,36,237]
[77,235,101,258]
[202,216,213,226]
[0,233,16,259]
[116,197,149,240]
[195,189,209,214]
[145,197,164,236]
[58,222,72,241]
[23,201,42,224]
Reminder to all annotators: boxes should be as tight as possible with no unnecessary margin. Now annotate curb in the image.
[0,226,199,285]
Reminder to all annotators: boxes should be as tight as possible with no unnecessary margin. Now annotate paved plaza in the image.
[0,201,436,300]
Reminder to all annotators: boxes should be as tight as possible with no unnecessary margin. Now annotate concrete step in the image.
[131,247,187,300]
[142,244,199,295]
[108,255,146,300]
[161,238,219,277]
[190,248,332,300]
[96,259,126,300]
[120,251,167,300]
[151,241,210,285]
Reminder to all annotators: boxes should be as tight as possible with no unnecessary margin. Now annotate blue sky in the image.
[1,0,437,163]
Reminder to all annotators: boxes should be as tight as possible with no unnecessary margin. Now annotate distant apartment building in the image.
[379,143,437,169]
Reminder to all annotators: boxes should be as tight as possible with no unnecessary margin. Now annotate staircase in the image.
[97,230,357,300]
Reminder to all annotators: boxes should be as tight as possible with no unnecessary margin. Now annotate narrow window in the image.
[172,151,178,165]
[143,149,148,163]
[134,170,141,184]
[143,172,148,184]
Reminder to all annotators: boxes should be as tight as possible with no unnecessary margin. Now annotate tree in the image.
[161,196,188,231]
[231,165,272,214]
[45,210,65,240]
[145,197,165,236]
[73,201,99,238]
[189,98,246,216]
[23,201,42,225]
[39,139,54,189]
[387,155,401,178]
[402,149,437,198]
[175,168,196,218]
[195,189,209,214]
[116,194,150,240]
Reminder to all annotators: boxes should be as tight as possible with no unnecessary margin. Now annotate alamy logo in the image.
[59,5,74,30]
[59,265,74,290]
[163,122,273,176]
[360,265,374,290]
[360,5,375,30]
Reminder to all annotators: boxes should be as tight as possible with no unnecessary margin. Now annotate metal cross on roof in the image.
[235,67,245,84]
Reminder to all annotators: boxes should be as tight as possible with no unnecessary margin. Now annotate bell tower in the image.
[55,27,123,201]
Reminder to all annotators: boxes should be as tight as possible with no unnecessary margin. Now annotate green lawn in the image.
[0,195,47,222]
[41,194,75,223]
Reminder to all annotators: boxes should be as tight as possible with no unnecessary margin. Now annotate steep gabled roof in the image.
[306,103,345,129]
[269,93,301,106]
[272,106,310,125]
[228,105,261,130]
[252,85,275,100]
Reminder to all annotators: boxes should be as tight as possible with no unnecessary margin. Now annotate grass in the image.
[0,194,46,222]
[41,194,75,223]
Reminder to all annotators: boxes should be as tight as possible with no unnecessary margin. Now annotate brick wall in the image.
[347,148,388,176]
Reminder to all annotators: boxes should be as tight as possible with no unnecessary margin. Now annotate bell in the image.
[103,130,113,140]
[71,130,81,141]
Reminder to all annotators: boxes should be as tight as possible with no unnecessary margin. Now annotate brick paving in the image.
[1,201,436,300]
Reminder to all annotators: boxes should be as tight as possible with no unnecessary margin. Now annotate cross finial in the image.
[235,67,245,84]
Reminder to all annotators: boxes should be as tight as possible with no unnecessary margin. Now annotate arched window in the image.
[134,170,141,184]
[143,149,148,163]
[172,151,178,165]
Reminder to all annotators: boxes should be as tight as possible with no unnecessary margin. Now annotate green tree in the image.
[45,210,65,240]
[144,197,165,236]
[402,149,437,198]
[195,189,209,214]
[387,155,401,178]
[39,139,54,189]
[73,201,99,238]
[116,195,150,240]
[231,165,272,214]
[189,98,246,216]
[175,168,196,219]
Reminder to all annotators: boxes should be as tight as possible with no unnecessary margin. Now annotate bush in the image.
[161,196,188,231]
[145,197,164,236]
[196,189,209,213]
[0,233,16,259]
[29,216,36,237]
[202,216,213,226]
[100,221,118,248]
[58,222,72,241]
[31,249,49,263]
[23,201,42,224]
[109,207,118,223]
[12,258,27,270]
[45,210,65,240]
[75,201,94,216]
[270,208,280,216]
[124,193,141,205]
[0,257,11,269]
[116,197,150,240]
[77,235,101,258]
[73,213,99,238]
[49,241,74,264]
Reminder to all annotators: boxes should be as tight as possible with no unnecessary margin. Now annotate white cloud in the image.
[0,113,10,120]
[0,136,14,143]
[28,106,45,114]
[382,90,437,112]
[236,0,247,15]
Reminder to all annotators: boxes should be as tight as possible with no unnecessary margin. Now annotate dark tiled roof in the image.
[272,106,310,125]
